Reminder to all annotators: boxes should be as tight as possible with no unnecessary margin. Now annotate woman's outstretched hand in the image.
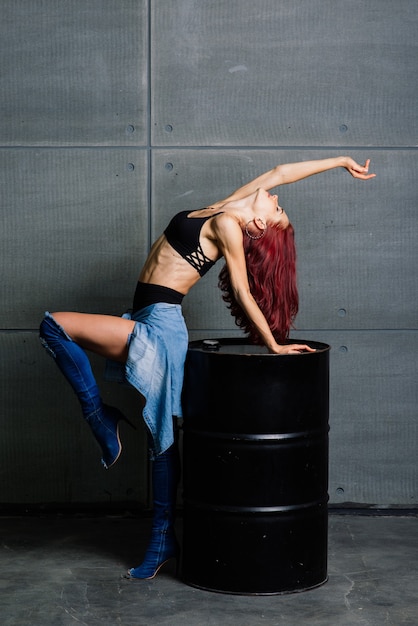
[344,158,376,180]
[269,343,316,355]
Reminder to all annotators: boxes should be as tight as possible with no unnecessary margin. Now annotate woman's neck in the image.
[212,196,256,228]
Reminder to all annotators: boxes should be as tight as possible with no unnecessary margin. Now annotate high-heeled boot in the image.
[39,311,132,469]
[126,440,180,579]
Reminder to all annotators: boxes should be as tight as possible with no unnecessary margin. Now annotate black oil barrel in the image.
[181,338,330,595]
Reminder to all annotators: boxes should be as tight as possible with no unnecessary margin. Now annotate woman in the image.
[39,155,375,579]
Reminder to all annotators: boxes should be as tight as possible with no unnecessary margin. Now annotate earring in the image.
[245,220,266,240]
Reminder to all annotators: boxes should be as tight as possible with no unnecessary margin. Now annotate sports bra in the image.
[164,209,222,277]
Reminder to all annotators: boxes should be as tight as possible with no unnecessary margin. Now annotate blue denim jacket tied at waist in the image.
[104,303,188,457]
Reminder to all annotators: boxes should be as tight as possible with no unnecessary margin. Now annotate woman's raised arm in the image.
[220,156,375,203]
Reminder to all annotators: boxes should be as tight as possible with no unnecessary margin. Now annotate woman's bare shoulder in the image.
[208,211,238,234]
[210,212,243,250]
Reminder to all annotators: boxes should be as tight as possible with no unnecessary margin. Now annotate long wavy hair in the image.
[218,222,298,344]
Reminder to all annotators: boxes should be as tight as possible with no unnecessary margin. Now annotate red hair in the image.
[218,222,298,344]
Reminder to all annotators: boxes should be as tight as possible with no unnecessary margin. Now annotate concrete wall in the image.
[1,1,417,509]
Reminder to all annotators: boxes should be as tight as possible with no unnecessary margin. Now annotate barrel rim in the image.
[188,337,330,355]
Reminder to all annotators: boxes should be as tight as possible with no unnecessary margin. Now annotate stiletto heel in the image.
[124,529,179,580]
[85,404,136,469]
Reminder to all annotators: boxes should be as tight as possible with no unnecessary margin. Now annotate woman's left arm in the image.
[219,156,376,203]
[213,214,314,355]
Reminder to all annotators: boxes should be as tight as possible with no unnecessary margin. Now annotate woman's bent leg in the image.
[39,311,132,469]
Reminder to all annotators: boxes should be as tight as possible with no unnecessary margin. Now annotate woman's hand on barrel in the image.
[269,343,316,355]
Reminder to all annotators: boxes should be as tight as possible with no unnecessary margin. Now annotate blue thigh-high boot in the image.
[39,312,130,469]
[126,438,180,579]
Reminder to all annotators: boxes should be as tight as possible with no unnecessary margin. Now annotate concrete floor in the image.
[0,512,417,626]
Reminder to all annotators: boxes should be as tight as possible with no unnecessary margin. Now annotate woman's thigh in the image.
[51,311,135,362]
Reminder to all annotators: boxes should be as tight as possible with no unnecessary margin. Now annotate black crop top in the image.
[164,210,222,277]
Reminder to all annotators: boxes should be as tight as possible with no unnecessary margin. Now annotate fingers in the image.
[356,171,376,179]
[350,158,376,179]
[362,159,376,178]
[272,343,316,355]
[297,344,316,353]
[286,344,316,354]
[350,168,376,180]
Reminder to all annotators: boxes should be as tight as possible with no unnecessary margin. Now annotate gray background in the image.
[1,0,417,510]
